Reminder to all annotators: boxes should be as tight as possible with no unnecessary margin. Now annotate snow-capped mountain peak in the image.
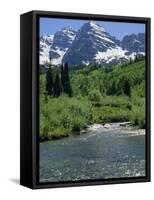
[87,21,106,32]
[39,27,76,66]
[60,26,76,40]
[49,27,76,65]
[40,34,54,45]
[62,21,122,65]
[121,33,145,54]
[61,26,75,32]
[39,21,145,67]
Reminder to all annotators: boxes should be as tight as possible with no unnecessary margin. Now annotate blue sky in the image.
[39,17,145,40]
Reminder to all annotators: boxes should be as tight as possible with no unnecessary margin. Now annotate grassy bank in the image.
[39,59,146,141]
[40,95,145,141]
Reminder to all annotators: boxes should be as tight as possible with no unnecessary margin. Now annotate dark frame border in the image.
[32,10,151,189]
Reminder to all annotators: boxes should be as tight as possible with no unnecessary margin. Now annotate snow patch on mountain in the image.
[89,21,106,32]
[129,52,145,60]
[95,34,115,44]
[40,45,51,65]
[51,47,68,65]
[40,34,54,65]
[95,47,128,63]
[82,60,90,65]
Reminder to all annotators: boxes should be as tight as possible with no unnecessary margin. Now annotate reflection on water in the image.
[39,125,145,182]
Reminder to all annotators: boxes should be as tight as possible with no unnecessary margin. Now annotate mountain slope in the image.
[40,21,145,66]
[121,33,145,54]
[40,34,54,65]
[62,21,144,65]
[49,27,76,65]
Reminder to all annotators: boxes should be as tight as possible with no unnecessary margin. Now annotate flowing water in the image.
[39,123,145,183]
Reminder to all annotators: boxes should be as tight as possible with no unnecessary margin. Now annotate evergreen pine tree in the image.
[63,62,72,97]
[117,76,131,97]
[46,67,53,96]
[110,81,116,95]
[61,64,65,91]
[53,74,62,97]
[123,79,131,97]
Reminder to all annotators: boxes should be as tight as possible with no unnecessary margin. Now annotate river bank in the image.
[40,121,145,142]
[87,122,145,135]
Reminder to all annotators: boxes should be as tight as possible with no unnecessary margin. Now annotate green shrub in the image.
[131,105,145,128]
[72,122,81,132]
[88,90,102,102]
[39,96,91,140]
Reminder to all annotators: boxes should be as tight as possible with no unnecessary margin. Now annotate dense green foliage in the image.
[46,67,53,95]
[39,59,146,141]
[53,74,62,97]
[45,62,72,98]
[61,63,72,97]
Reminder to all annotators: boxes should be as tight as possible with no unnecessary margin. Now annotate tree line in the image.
[46,62,72,97]
[45,56,144,99]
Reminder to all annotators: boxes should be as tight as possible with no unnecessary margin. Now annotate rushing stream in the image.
[39,123,145,183]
